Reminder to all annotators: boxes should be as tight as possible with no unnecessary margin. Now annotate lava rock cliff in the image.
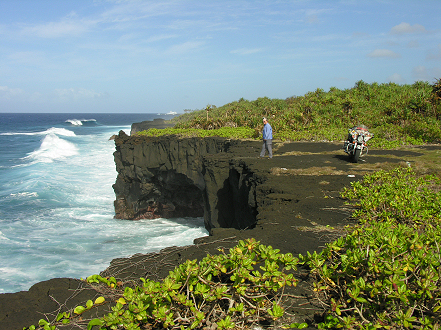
[112,131,260,231]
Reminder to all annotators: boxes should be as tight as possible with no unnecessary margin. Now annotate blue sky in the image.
[0,0,440,113]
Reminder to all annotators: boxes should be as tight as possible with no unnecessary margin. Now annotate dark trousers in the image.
[260,139,272,158]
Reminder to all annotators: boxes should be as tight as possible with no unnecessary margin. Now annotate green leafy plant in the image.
[22,239,300,330]
[37,320,55,330]
[86,274,118,287]
[287,321,309,329]
[301,168,441,329]
[136,126,257,139]
[91,238,298,329]
[341,167,441,226]
[22,296,106,330]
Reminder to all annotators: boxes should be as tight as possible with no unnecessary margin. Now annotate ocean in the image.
[0,113,207,294]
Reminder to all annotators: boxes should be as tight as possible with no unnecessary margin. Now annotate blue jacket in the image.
[262,123,273,140]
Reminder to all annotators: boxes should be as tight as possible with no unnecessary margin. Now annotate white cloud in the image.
[390,22,427,35]
[0,86,24,99]
[230,48,263,55]
[407,40,419,48]
[306,14,319,24]
[412,65,441,81]
[54,88,109,100]
[164,41,205,56]
[8,51,46,65]
[99,1,172,23]
[145,34,178,43]
[19,19,92,38]
[433,67,441,78]
[367,49,400,58]
[352,32,370,38]
[388,73,405,84]
[386,40,399,47]
[0,86,109,107]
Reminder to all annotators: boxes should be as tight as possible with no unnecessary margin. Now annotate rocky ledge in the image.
[112,131,260,231]
[0,133,425,330]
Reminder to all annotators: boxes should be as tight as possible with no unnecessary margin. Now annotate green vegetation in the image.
[137,126,257,139]
[342,168,441,227]
[165,79,441,147]
[24,239,303,330]
[26,297,106,330]
[302,168,441,329]
[94,239,298,330]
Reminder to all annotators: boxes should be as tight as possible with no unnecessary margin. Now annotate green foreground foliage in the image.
[302,168,441,329]
[95,239,298,329]
[25,239,301,330]
[166,79,441,147]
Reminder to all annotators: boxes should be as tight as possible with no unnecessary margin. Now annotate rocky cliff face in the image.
[113,131,260,231]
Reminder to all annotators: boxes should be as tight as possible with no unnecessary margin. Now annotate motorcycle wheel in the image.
[352,148,361,163]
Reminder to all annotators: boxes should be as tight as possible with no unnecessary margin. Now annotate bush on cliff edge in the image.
[302,168,441,329]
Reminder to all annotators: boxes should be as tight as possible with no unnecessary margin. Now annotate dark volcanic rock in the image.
[111,134,420,253]
[112,131,237,229]
[0,278,100,330]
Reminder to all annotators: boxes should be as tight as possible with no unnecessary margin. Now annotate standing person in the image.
[260,117,273,159]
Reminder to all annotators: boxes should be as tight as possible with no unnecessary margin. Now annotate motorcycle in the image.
[343,125,373,163]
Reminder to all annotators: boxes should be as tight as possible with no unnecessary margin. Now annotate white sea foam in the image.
[0,267,35,293]
[23,134,78,163]
[66,119,83,126]
[0,231,10,241]
[0,127,76,137]
[9,192,38,198]
[65,119,96,126]
[0,267,26,275]
[65,118,97,126]
[45,127,76,136]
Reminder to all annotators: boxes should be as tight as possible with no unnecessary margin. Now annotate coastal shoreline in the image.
[0,135,430,330]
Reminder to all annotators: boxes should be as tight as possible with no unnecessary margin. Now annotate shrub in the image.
[24,239,300,330]
[301,168,441,329]
[341,168,441,226]
[304,221,441,329]
[94,238,299,329]
[137,126,257,139]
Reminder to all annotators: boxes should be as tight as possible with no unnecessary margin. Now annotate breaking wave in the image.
[0,127,76,137]
[65,118,97,126]
[23,134,78,163]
